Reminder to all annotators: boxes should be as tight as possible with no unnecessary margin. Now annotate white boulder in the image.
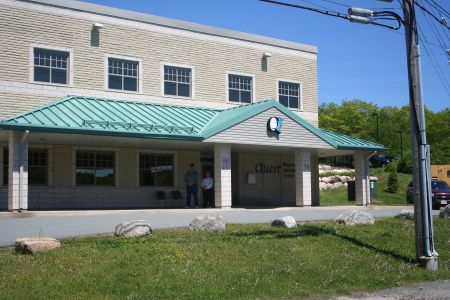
[115,220,153,237]
[336,210,375,225]
[271,216,297,228]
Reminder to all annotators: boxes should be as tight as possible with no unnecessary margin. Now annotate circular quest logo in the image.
[267,116,283,134]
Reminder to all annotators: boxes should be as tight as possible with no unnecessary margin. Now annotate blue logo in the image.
[267,117,283,134]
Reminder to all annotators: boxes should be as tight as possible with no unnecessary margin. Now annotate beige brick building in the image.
[0,0,382,211]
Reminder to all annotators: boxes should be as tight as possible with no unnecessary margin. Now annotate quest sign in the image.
[254,162,295,178]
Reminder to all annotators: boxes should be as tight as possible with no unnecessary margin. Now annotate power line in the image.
[426,0,450,19]
[415,1,450,30]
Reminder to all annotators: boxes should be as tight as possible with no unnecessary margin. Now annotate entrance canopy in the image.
[0,96,385,152]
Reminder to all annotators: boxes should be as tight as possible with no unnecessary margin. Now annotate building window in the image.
[139,153,174,187]
[278,81,300,109]
[228,74,252,103]
[2,148,48,185]
[76,151,115,186]
[33,48,69,84]
[164,66,191,97]
[108,58,139,92]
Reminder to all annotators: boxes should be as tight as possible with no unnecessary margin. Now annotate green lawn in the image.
[1,218,449,299]
[321,172,412,206]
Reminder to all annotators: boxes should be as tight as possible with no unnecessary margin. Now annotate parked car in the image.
[369,155,398,168]
[405,179,450,209]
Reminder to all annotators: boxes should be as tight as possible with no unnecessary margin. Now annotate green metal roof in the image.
[0,96,385,151]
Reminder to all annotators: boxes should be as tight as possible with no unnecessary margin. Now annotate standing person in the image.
[184,163,199,208]
[201,171,214,208]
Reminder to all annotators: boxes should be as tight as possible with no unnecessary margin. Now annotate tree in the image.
[387,169,399,193]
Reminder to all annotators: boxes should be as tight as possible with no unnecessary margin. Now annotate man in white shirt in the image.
[201,171,214,208]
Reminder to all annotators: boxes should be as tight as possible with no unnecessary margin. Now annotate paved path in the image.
[0,205,437,247]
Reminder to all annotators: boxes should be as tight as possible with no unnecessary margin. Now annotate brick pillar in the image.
[295,150,311,207]
[354,152,370,206]
[214,143,232,208]
[8,131,29,211]
[310,155,320,206]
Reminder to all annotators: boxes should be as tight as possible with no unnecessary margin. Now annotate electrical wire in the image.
[426,0,450,19]
[418,2,449,60]
[415,1,450,30]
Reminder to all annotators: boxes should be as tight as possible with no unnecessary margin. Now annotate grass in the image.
[0,218,449,299]
[321,171,412,206]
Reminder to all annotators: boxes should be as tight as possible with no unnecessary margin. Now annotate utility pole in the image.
[402,0,438,270]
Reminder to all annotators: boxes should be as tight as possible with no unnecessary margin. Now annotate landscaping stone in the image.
[439,205,450,219]
[189,214,225,232]
[114,220,152,237]
[334,182,343,188]
[335,210,375,225]
[271,216,297,228]
[319,182,327,191]
[395,210,415,220]
[15,237,61,254]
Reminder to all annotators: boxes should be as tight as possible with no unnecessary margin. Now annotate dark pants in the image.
[186,184,198,207]
[203,189,214,208]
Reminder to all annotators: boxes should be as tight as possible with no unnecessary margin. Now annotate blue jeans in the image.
[186,184,198,207]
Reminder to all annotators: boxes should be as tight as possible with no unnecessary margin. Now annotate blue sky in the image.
[84,0,449,111]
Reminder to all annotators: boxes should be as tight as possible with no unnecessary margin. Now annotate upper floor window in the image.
[278,81,301,109]
[108,58,139,92]
[75,151,115,186]
[33,48,69,84]
[228,74,252,103]
[164,66,191,97]
[2,148,48,186]
[139,153,174,187]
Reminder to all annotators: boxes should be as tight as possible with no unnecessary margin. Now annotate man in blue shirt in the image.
[184,163,199,208]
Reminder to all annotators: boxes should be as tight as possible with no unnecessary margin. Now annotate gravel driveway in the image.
[332,280,450,300]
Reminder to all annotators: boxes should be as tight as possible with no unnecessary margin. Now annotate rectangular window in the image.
[76,151,115,186]
[164,66,191,97]
[34,48,69,84]
[278,81,300,109]
[139,153,174,187]
[2,148,48,185]
[228,74,252,103]
[108,58,139,92]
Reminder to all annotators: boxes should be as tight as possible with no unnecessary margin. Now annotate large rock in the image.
[271,216,297,228]
[395,210,415,220]
[15,237,61,254]
[334,182,343,188]
[189,214,225,232]
[115,220,152,237]
[335,210,375,225]
[319,182,327,191]
[439,205,450,219]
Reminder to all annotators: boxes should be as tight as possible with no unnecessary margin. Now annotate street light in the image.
[372,111,379,144]
[349,0,438,271]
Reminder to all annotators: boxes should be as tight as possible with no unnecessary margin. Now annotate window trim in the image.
[72,147,119,188]
[2,145,53,187]
[104,54,143,94]
[276,79,303,111]
[160,62,195,100]
[226,71,256,104]
[135,150,178,188]
[29,43,74,87]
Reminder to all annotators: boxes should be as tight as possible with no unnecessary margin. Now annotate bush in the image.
[387,169,399,193]
[385,161,398,173]
[319,171,355,178]
[397,158,413,174]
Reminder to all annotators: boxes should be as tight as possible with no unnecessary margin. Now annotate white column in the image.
[214,143,232,208]
[354,152,370,206]
[295,150,311,207]
[8,131,29,211]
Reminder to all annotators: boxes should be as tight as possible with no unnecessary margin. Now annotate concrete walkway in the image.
[0,205,435,247]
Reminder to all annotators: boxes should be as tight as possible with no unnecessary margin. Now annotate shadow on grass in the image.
[232,225,415,264]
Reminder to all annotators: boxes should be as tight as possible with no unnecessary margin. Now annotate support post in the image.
[8,131,29,211]
[295,150,311,206]
[214,144,232,208]
[402,0,437,270]
[354,152,370,206]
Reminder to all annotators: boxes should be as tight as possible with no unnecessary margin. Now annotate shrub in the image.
[397,158,413,174]
[387,169,399,193]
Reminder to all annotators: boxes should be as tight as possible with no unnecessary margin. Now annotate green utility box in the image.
[348,179,378,201]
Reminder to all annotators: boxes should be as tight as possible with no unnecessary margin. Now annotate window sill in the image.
[162,94,194,100]
[30,81,73,88]
[105,88,142,95]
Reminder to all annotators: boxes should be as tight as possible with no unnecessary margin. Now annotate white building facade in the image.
[0,0,383,211]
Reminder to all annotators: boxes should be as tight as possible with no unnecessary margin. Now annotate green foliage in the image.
[385,161,398,173]
[387,169,399,193]
[319,171,355,178]
[319,101,450,165]
[1,220,449,299]
[321,171,412,206]
[397,157,413,174]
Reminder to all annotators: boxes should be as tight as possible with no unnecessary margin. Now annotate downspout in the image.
[18,130,29,212]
